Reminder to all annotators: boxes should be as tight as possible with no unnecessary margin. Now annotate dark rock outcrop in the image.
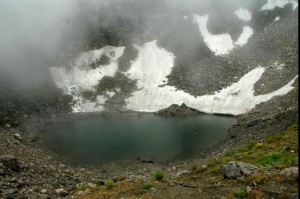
[154,103,203,117]
[0,155,20,171]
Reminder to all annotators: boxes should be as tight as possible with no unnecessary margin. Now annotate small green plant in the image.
[191,163,198,171]
[76,183,87,191]
[153,170,165,180]
[118,174,126,181]
[104,180,115,189]
[258,152,297,166]
[255,143,263,149]
[225,149,237,156]
[233,189,247,198]
[143,182,154,190]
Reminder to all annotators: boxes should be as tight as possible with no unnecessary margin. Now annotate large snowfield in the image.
[50,0,298,115]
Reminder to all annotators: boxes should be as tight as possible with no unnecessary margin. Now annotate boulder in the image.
[14,133,22,141]
[0,155,20,171]
[55,188,69,197]
[221,161,258,179]
[246,119,262,127]
[28,133,39,142]
[280,167,298,177]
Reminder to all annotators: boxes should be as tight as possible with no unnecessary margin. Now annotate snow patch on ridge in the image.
[193,14,253,56]
[261,0,298,10]
[125,41,298,115]
[235,26,253,46]
[234,8,252,21]
[50,46,125,112]
[193,14,234,56]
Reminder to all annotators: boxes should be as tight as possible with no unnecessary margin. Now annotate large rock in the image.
[55,188,69,197]
[0,155,20,171]
[155,103,202,116]
[221,161,258,179]
[280,167,298,177]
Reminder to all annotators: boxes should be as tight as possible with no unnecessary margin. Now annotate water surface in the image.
[45,114,236,164]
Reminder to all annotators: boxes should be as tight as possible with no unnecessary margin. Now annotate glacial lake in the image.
[45,114,236,165]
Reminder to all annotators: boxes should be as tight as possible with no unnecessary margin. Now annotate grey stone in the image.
[175,170,189,178]
[221,161,258,179]
[289,192,298,199]
[41,189,47,194]
[2,188,18,196]
[14,133,22,141]
[0,155,20,171]
[55,188,68,197]
[280,167,298,177]
[246,119,262,127]
[28,133,39,142]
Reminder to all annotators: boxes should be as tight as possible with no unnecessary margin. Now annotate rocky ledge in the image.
[154,103,203,117]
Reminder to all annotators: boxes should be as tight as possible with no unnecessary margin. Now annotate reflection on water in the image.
[45,114,236,164]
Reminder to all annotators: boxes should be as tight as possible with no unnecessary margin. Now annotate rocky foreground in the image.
[0,108,298,199]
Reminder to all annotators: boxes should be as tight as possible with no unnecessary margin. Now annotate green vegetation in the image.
[191,163,198,171]
[205,124,298,174]
[258,152,297,166]
[225,149,237,156]
[233,189,247,198]
[153,170,165,180]
[118,174,126,181]
[142,182,154,190]
[76,183,87,191]
[104,180,115,189]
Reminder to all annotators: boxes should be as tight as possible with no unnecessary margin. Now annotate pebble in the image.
[41,189,47,194]
[14,133,22,141]
[55,188,69,197]
[87,182,97,188]
[175,170,189,178]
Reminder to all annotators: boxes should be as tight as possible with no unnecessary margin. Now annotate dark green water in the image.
[45,114,236,164]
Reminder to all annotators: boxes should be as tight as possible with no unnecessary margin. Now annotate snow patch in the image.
[261,0,298,10]
[235,26,253,46]
[125,41,298,115]
[234,8,252,21]
[193,14,253,55]
[50,46,125,112]
[193,14,234,56]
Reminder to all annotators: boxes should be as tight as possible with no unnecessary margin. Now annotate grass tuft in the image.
[153,170,165,180]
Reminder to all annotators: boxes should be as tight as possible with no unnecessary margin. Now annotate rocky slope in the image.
[0,122,298,198]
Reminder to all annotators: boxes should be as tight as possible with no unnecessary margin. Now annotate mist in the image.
[0,0,81,89]
[0,0,261,88]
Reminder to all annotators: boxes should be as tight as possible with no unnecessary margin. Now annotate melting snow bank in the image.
[193,14,253,56]
[125,41,298,115]
[50,46,125,112]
